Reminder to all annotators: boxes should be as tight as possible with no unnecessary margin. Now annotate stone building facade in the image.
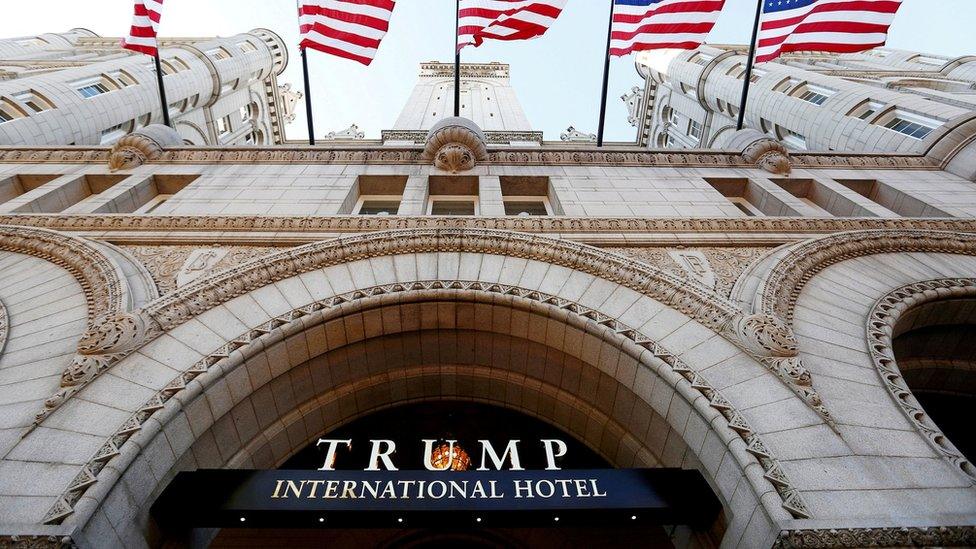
[0,41,975,548]
[628,47,976,155]
[0,29,299,147]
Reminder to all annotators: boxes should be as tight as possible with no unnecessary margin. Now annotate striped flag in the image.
[121,0,164,56]
[756,0,904,63]
[458,0,567,50]
[610,0,727,57]
[299,0,397,65]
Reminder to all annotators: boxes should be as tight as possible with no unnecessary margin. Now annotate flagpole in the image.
[596,0,615,147]
[152,51,172,128]
[735,0,764,130]
[454,0,461,117]
[301,46,316,145]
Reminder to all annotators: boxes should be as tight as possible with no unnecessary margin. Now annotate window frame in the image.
[502,196,552,217]
[427,196,480,216]
[355,195,403,216]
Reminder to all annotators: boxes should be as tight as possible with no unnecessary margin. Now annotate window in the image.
[503,199,550,216]
[100,121,133,145]
[911,55,945,66]
[207,47,233,60]
[687,120,703,142]
[883,116,936,139]
[728,197,762,216]
[357,198,401,215]
[237,41,258,53]
[75,79,113,98]
[429,198,477,216]
[773,77,800,93]
[688,53,714,67]
[665,134,676,148]
[13,90,53,113]
[0,109,12,123]
[777,126,807,150]
[110,70,138,87]
[216,115,233,136]
[749,68,766,83]
[795,84,834,105]
[240,106,250,123]
[850,100,885,121]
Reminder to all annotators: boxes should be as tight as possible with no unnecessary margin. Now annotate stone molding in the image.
[757,230,976,323]
[0,298,7,358]
[866,278,976,485]
[1,215,973,237]
[42,281,810,527]
[773,525,976,548]
[19,228,830,429]
[0,225,126,322]
[0,146,936,170]
[423,118,488,173]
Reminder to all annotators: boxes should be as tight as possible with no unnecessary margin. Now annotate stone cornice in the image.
[0,215,972,238]
[0,146,937,169]
[774,525,976,548]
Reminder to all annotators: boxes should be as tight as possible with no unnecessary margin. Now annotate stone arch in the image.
[67,284,799,547]
[736,229,976,324]
[866,278,976,484]
[174,120,209,146]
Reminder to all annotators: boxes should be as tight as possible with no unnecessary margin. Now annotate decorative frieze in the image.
[774,525,976,548]
[0,145,936,169]
[1,215,972,237]
[0,298,7,357]
[121,245,279,294]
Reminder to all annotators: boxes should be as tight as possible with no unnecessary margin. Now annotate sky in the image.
[1,1,974,142]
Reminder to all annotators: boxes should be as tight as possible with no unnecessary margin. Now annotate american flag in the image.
[756,0,904,63]
[299,0,397,65]
[121,0,164,56]
[458,0,567,50]
[610,0,727,57]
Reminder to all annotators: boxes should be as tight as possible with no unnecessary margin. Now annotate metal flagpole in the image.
[301,47,316,145]
[596,0,616,147]
[152,53,171,127]
[735,0,764,130]
[454,0,461,117]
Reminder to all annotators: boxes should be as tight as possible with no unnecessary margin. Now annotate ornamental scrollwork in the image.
[0,298,7,358]
[866,278,976,485]
[774,525,976,548]
[41,280,811,526]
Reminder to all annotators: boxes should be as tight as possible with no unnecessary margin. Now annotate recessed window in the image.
[357,199,401,215]
[240,106,250,123]
[237,41,258,53]
[850,100,885,121]
[100,121,134,145]
[207,47,233,60]
[430,198,477,216]
[503,199,550,216]
[687,120,703,142]
[12,90,53,113]
[0,109,12,123]
[216,115,233,136]
[777,126,807,150]
[688,53,714,66]
[794,84,834,105]
[74,77,115,98]
[773,77,801,93]
[110,70,138,87]
[910,55,945,66]
[884,118,934,139]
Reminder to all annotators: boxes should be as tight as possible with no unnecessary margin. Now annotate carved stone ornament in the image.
[733,312,800,358]
[774,525,976,548]
[107,124,182,171]
[324,124,365,141]
[33,311,159,426]
[423,117,488,173]
[727,128,793,175]
[0,298,7,357]
[560,126,597,143]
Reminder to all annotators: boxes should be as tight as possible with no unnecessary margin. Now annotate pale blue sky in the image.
[1,0,974,142]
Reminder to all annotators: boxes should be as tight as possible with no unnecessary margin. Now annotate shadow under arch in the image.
[79,285,798,548]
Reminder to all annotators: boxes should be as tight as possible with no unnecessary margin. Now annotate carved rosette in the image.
[734,313,799,357]
[108,124,182,171]
[727,128,792,175]
[423,117,488,173]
